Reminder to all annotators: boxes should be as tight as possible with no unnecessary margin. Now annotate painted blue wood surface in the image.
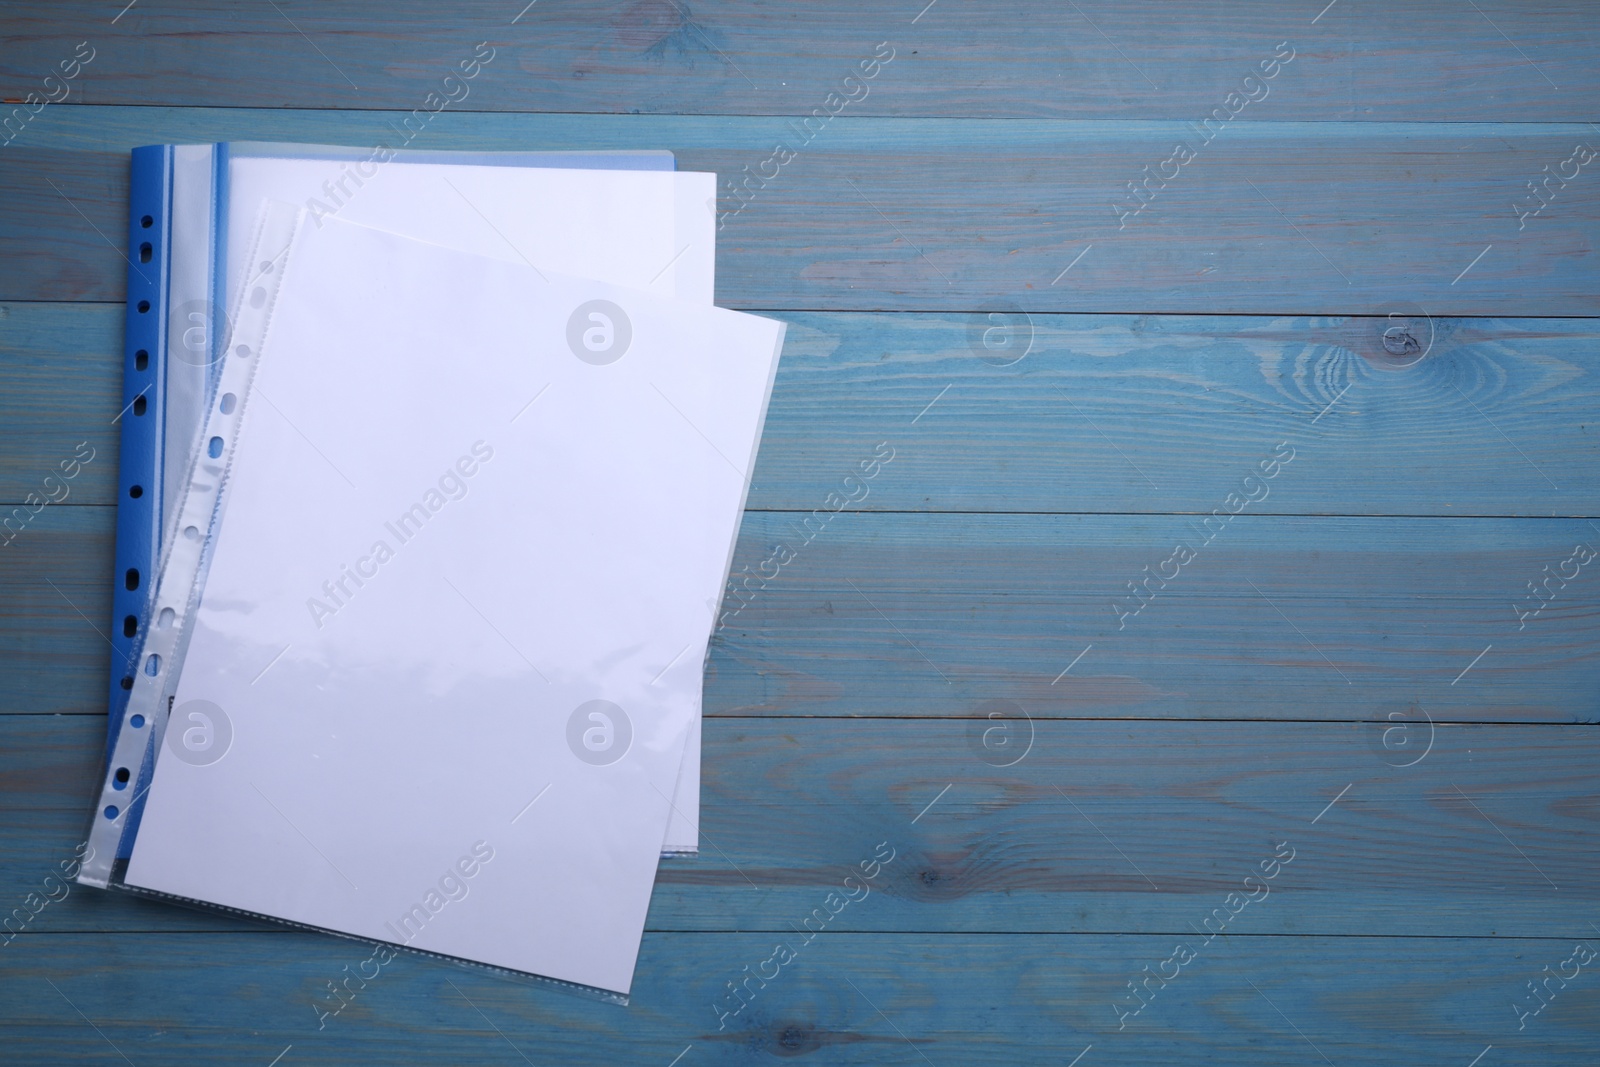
[7,930,1594,1066]
[3,1,1597,120]
[3,109,1598,313]
[0,2,1597,1064]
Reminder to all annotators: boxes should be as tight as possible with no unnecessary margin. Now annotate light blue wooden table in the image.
[1,2,1597,1064]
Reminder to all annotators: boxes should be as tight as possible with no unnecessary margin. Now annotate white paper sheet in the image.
[221,155,717,854]
[224,157,715,312]
[125,213,782,995]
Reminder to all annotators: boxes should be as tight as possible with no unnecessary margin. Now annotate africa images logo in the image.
[164,699,233,767]
[566,300,632,365]
[565,700,632,766]
[168,298,231,369]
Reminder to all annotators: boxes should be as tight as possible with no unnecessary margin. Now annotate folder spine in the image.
[107,145,172,763]
[81,201,302,887]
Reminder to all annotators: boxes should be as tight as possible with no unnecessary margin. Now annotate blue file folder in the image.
[107,143,677,865]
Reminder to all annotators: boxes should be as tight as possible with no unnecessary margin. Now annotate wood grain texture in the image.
[2,931,1595,1065]
[3,1,1595,120]
[6,304,1600,515]
[2,4,1596,1061]
[712,512,1600,723]
[0,304,120,507]
[7,506,1598,721]
[3,109,1596,312]
[0,505,119,715]
[3,715,1594,938]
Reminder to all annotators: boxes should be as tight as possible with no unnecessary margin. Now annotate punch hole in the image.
[123,615,138,638]
[157,607,175,629]
[137,300,150,313]
[133,395,147,416]
[113,767,130,790]
[125,568,140,591]
[129,485,143,499]
[139,242,152,263]
[135,349,149,370]
[219,392,237,415]
[144,653,161,676]
[120,678,134,691]
[207,436,224,458]
[260,259,274,273]
[249,286,267,309]
[183,525,200,541]
[104,805,119,820]
[235,344,251,358]
[129,714,145,728]
[140,215,153,228]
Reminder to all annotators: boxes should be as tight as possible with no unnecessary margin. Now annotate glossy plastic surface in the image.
[114,212,783,996]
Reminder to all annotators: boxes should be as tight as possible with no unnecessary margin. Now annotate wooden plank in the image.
[5,506,1598,720]
[712,512,1600,722]
[761,313,1600,517]
[4,110,1596,313]
[0,504,118,715]
[0,303,120,507]
[1,930,1593,1064]
[7,303,1600,516]
[3,714,1594,938]
[4,1,1595,121]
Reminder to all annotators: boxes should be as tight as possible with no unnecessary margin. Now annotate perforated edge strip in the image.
[81,201,303,888]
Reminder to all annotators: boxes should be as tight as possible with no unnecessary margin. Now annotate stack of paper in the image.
[80,145,782,1001]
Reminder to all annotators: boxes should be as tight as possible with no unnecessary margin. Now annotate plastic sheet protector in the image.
[112,208,784,997]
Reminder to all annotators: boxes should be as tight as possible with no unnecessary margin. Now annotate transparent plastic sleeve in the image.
[82,204,784,1000]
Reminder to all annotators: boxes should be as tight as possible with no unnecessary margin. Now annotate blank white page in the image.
[225,157,715,312]
[125,213,782,996]
[223,155,717,854]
